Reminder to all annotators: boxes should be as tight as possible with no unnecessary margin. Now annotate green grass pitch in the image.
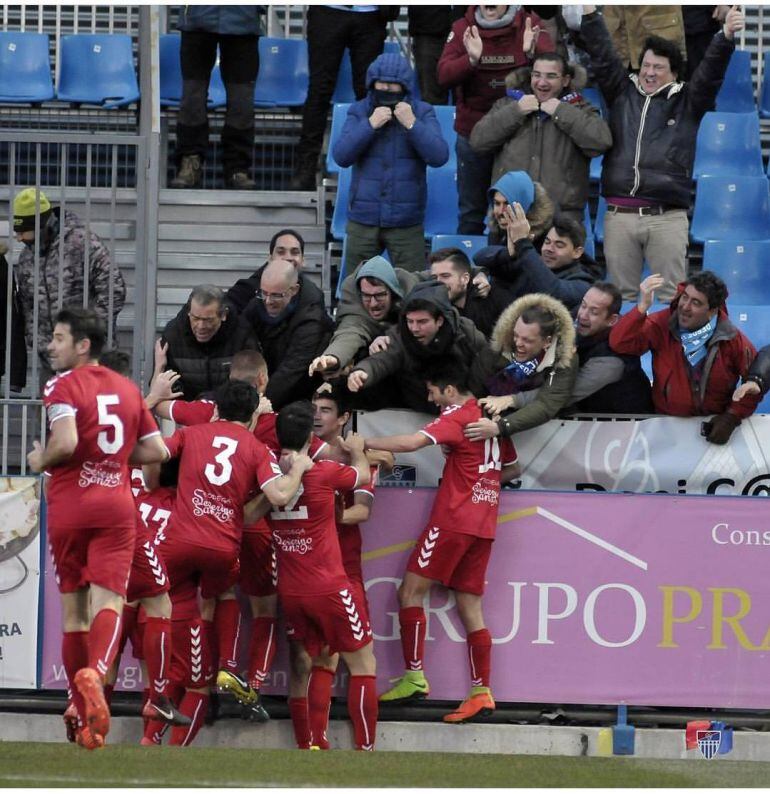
[2,742,770,787]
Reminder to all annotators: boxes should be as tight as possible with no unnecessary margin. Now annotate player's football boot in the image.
[142,694,192,726]
[378,670,430,703]
[75,725,105,750]
[216,669,258,706]
[63,700,79,743]
[74,667,110,740]
[240,695,270,723]
[443,688,496,723]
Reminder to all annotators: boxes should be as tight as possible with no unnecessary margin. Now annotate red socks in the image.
[169,691,209,746]
[62,631,89,726]
[348,675,378,751]
[288,697,311,749]
[247,617,277,689]
[89,609,123,677]
[143,616,172,700]
[307,666,334,749]
[467,628,492,688]
[214,599,241,673]
[399,607,426,671]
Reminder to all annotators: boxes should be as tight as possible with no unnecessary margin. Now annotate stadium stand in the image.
[692,111,764,178]
[253,36,308,108]
[324,102,351,175]
[690,175,770,243]
[0,31,54,103]
[715,48,756,113]
[762,50,770,119]
[702,240,770,304]
[159,33,183,107]
[430,234,487,260]
[423,166,459,239]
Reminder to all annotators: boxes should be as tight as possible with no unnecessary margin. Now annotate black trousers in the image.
[176,30,259,176]
[411,34,448,105]
[295,6,386,170]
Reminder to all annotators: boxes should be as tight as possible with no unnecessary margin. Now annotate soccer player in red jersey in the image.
[268,400,379,750]
[27,308,168,749]
[363,358,520,723]
[160,379,311,745]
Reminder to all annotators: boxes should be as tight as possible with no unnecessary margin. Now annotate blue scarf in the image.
[504,356,540,383]
[681,315,717,368]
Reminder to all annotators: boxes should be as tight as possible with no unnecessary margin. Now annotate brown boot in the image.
[227,171,255,189]
[170,154,202,188]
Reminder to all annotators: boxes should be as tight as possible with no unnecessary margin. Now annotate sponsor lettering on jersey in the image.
[78,459,123,489]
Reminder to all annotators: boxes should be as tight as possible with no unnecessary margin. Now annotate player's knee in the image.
[289,641,313,679]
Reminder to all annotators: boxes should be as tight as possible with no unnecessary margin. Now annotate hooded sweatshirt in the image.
[333,53,449,228]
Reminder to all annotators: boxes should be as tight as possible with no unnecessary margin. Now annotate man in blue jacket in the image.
[333,52,449,274]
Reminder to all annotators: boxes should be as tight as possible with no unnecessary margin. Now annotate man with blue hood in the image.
[333,52,449,274]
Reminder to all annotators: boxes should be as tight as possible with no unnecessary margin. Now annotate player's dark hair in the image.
[54,306,107,358]
[313,381,351,418]
[424,356,470,393]
[638,35,683,80]
[590,281,623,317]
[214,379,260,423]
[269,228,305,256]
[99,348,131,377]
[520,304,559,341]
[158,457,180,488]
[276,400,315,451]
[550,214,586,249]
[427,247,472,275]
[685,270,728,309]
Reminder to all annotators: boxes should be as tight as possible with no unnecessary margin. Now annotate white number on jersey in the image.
[137,502,172,544]
[96,394,125,454]
[478,437,501,473]
[269,484,309,520]
[205,436,239,486]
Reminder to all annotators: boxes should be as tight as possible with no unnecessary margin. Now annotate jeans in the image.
[456,134,495,235]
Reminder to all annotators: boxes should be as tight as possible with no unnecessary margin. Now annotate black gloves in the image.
[702,412,741,445]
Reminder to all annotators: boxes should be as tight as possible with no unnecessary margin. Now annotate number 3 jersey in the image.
[266,461,359,597]
[163,421,283,553]
[42,365,160,529]
[419,399,517,539]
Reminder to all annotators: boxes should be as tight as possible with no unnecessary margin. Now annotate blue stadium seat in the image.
[761,51,770,119]
[582,205,595,259]
[57,34,139,107]
[702,240,770,304]
[594,196,607,243]
[430,234,487,260]
[581,86,607,118]
[325,102,351,175]
[208,61,226,108]
[590,153,603,183]
[693,111,763,178]
[715,49,756,113]
[330,167,352,241]
[0,31,54,103]
[254,37,308,107]
[690,176,770,243]
[433,105,457,168]
[159,34,182,107]
[332,49,356,104]
[424,167,459,238]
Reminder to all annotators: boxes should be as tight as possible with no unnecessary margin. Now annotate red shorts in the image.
[161,535,239,601]
[344,570,370,628]
[48,521,135,596]
[169,616,213,689]
[239,530,276,598]
[406,526,492,596]
[282,586,372,657]
[126,535,170,603]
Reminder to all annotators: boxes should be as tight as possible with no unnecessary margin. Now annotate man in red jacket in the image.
[437,5,552,234]
[609,270,760,444]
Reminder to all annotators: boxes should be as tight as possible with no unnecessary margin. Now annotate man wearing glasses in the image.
[159,285,259,400]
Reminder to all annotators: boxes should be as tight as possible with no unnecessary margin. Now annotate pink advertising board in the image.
[41,489,770,708]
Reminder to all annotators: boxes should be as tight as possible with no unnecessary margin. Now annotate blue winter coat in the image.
[177,6,263,36]
[333,53,449,229]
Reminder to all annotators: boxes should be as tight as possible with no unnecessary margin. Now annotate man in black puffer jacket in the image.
[580,4,743,303]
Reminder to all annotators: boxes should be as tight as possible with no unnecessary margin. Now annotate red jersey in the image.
[267,460,358,597]
[337,465,377,578]
[419,399,517,539]
[163,420,283,553]
[135,486,176,545]
[43,365,160,530]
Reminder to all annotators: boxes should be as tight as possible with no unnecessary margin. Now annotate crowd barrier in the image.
[3,415,770,709]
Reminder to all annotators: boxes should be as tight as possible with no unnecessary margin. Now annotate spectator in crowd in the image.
[12,187,126,385]
[610,271,760,445]
[580,4,743,303]
[683,6,730,80]
[476,207,598,314]
[290,6,397,190]
[603,6,686,71]
[734,344,770,403]
[465,293,578,441]
[225,229,327,316]
[0,242,27,391]
[519,282,654,415]
[485,170,554,248]
[469,51,611,223]
[407,7,458,105]
[309,255,419,380]
[437,5,553,234]
[242,259,333,409]
[333,52,449,274]
[170,6,264,190]
[428,247,514,339]
[347,279,501,414]
[160,285,259,400]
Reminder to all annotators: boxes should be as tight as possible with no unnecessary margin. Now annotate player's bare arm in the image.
[27,415,79,472]
[243,492,271,524]
[338,432,370,486]
[263,453,314,506]
[363,432,431,454]
[128,434,170,465]
[365,448,395,473]
[341,491,373,525]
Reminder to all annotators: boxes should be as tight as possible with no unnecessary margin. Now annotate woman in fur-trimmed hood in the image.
[465,291,578,441]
